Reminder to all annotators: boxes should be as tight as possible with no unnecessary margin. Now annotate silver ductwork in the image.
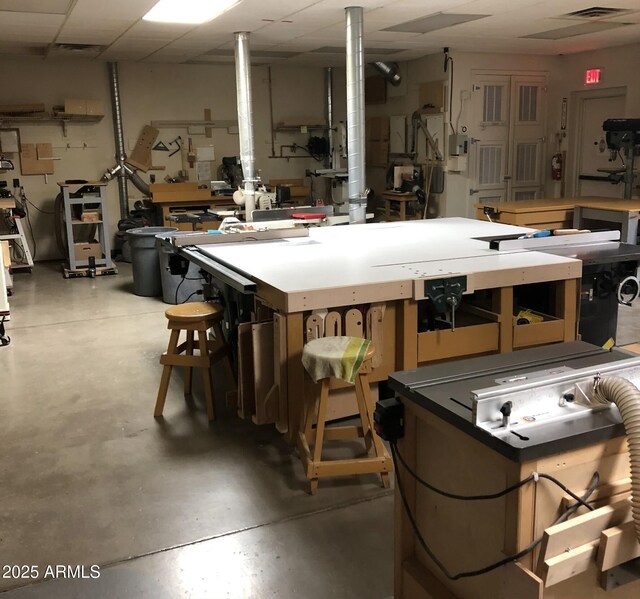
[325,67,334,168]
[234,31,256,221]
[345,6,367,225]
[107,62,129,219]
[370,61,402,86]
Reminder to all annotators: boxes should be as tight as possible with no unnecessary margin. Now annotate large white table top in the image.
[195,218,582,312]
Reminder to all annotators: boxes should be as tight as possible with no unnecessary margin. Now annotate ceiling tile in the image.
[0,12,65,43]
[0,0,70,13]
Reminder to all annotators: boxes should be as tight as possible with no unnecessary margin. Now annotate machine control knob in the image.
[563,392,575,403]
[500,401,513,428]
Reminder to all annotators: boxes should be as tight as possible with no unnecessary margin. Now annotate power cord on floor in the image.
[390,442,599,580]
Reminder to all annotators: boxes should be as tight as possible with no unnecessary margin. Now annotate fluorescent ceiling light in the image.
[143,0,240,25]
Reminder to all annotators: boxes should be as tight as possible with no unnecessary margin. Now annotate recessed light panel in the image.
[383,12,490,34]
[143,0,240,25]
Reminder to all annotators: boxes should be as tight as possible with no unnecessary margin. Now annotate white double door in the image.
[470,73,547,204]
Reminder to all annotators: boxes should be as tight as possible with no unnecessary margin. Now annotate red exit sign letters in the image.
[585,68,602,85]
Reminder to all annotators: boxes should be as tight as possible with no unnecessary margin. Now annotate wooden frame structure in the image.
[394,400,639,598]
[179,219,582,444]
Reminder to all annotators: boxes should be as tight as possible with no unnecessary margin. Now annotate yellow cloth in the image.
[302,336,371,384]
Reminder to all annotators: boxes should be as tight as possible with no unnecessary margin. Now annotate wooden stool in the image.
[154,301,233,422]
[298,337,392,494]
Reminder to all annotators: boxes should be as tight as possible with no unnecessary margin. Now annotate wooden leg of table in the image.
[184,330,194,399]
[198,329,215,422]
[284,312,304,445]
[397,299,418,369]
[556,278,578,342]
[155,329,180,417]
[493,287,514,353]
[400,202,406,221]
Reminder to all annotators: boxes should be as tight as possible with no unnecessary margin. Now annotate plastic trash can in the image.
[126,227,177,296]
[157,232,205,304]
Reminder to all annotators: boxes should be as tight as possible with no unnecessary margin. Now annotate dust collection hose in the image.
[592,376,640,543]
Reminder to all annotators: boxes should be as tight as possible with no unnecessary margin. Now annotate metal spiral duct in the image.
[345,6,366,225]
[234,31,256,221]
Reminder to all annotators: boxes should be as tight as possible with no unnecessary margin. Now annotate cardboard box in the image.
[81,211,101,222]
[85,100,105,116]
[74,242,102,261]
[64,99,87,115]
[20,143,54,175]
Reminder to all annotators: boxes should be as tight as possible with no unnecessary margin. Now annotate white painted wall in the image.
[367,43,640,216]
[546,43,640,198]
[0,57,345,261]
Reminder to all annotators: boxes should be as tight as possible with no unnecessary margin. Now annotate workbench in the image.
[149,183,234,231]
[573,199,640,244]
[389,342,640,599]
[381,191,420,221]
[475,197,609,230]
[172,218,583,441]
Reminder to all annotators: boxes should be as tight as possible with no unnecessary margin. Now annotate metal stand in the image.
[60,182,117,277]
[0,203,34,272]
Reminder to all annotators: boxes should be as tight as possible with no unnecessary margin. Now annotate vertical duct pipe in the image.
[234,32,256,221]
[325,67,334,169]
[107,62,129,219]
[345,6,366,225]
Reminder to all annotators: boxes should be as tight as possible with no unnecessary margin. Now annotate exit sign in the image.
[585,68,602,85]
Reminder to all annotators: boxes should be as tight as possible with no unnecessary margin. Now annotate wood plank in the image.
[499,562,543,599]
[540,498,631,560]
[251,321,276,425]
[597,521,640,571]
[366,303,385,368]
[345,308,364,337]
[542,540,598,587]
[403,557,457,599]
[284,312,304,443]
[273,313,287,432]
[236,322,255,420]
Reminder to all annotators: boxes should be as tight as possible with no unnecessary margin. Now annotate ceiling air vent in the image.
[52,43,105,54]
[566,7,627,18]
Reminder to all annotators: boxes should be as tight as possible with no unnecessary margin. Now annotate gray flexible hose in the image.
[592,376,640,543]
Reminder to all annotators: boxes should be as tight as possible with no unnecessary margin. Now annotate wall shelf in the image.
[0,114,103,137]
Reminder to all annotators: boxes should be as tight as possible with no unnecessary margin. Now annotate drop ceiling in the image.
[0,0,639,64]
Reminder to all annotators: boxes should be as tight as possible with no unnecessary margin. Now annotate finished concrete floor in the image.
[0,263,394,598]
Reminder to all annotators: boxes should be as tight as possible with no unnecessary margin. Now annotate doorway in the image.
[574,88,626,198]
[470,72,548,204]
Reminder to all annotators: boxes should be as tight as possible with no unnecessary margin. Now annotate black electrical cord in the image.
[446,55,455,135]
[392,443,600,580]
[392,442,594,511]
[174,275,186,305]
[180,290,201,304]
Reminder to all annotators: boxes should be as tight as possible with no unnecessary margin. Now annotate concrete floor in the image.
[0,263,394,598]
[2,261,639,599]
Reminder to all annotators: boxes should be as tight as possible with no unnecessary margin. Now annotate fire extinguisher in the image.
[551,153,563,181]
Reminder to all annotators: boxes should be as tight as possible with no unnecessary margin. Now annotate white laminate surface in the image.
[197,218,581,295]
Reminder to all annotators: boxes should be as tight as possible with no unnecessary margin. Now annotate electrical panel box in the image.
[448,133,468,157]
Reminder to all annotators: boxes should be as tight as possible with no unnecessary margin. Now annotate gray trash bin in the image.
[157,233,205,304]
[126,227,177,296]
